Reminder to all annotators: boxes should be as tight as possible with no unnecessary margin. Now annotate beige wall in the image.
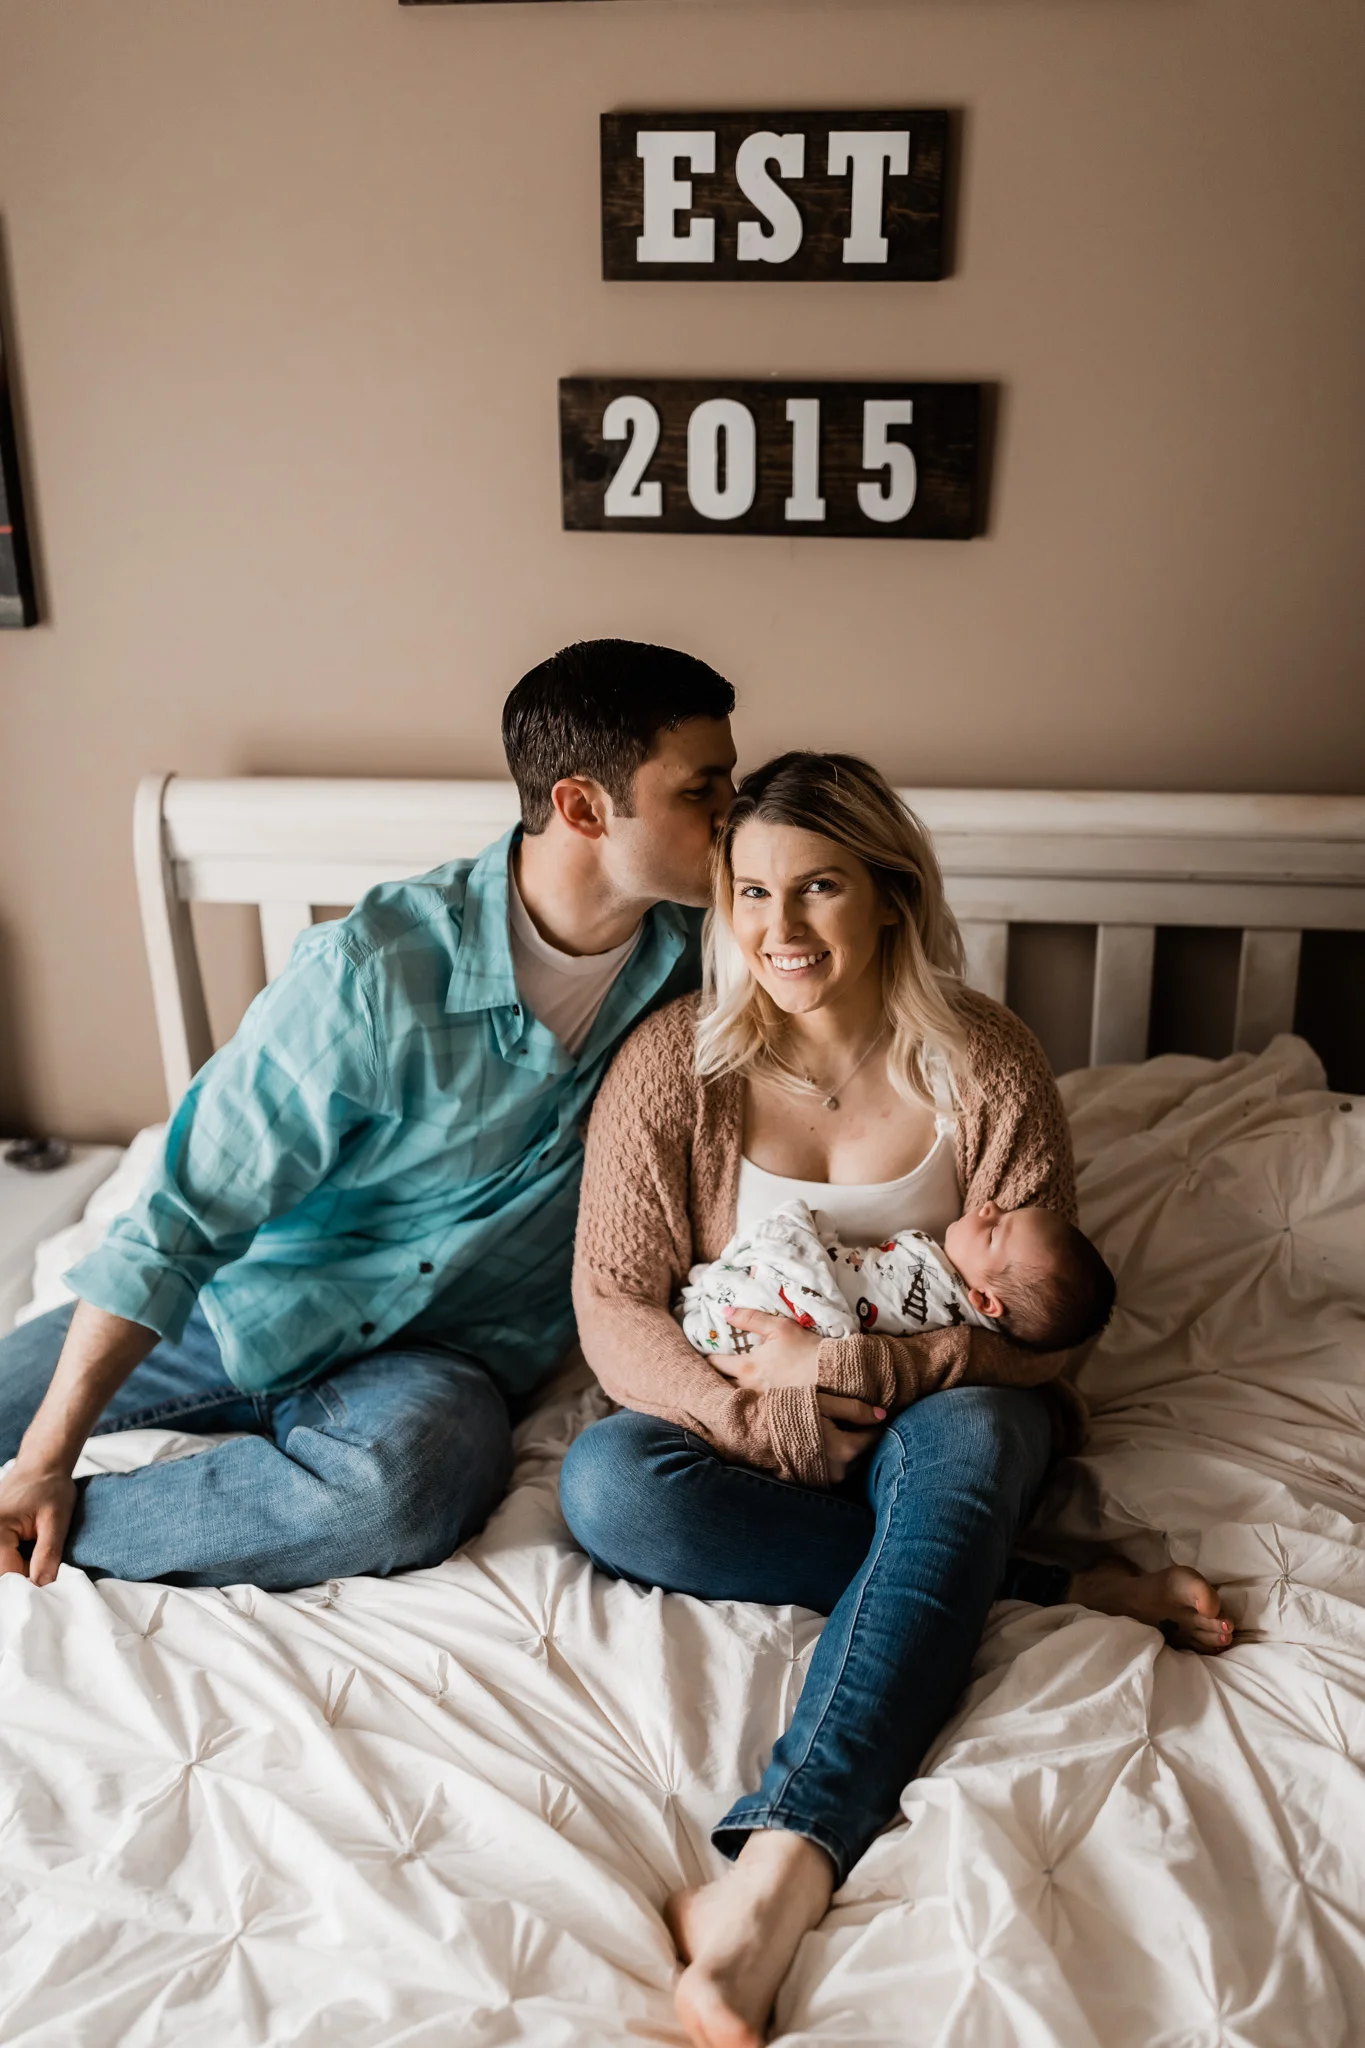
[1,0,1363,1139]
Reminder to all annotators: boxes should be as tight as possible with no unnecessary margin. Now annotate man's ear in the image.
[549,776,611,840]
[967,1284,1006,1321]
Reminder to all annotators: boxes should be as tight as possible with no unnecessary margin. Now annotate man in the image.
[0,640,737,1589]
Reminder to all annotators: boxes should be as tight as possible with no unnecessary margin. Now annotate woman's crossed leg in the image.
[563,1386,1051,2047]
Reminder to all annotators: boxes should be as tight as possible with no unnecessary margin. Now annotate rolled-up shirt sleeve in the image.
[67,936,382,1340]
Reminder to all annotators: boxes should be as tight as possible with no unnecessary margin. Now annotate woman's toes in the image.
[1072,1559,1233,1649]
[1161,1567,1233,1651]
[1162,1606,1233,1653]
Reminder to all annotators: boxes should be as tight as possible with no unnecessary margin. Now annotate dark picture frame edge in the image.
[0,221,40,631]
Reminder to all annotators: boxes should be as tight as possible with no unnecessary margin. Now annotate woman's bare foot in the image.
[1069,1558,1232,1653]
[665,1829,834,2048]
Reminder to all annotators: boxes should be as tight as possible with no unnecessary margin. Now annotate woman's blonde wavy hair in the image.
[697,751,973,1110]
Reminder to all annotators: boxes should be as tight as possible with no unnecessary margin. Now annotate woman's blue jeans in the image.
[559,1386,1057,1886]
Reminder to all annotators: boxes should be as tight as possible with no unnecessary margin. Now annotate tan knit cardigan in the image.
[573,988,1085,1491]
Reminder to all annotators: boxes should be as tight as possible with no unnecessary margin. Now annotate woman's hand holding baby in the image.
[721,1308,824,1387]
[721,1308,886,1481]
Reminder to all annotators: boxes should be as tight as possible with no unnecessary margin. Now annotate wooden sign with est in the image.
[601,112,950,282]
[560,378,983,540]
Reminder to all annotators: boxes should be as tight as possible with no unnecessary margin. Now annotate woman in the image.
[561,754,1227,2048]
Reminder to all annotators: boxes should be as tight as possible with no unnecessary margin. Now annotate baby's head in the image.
[943,1200,1115,1352]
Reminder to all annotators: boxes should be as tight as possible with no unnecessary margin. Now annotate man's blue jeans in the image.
[0,1302,513,1588]
[559,1387,1059,1886]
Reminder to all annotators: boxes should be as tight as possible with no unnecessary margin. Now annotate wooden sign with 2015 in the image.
[560,379,983,541]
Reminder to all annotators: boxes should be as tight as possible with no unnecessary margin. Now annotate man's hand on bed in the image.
[0,1303,157,1584]
[0,1464,78,1584]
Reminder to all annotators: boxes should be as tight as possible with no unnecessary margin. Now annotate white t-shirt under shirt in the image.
[507,861,642,1057]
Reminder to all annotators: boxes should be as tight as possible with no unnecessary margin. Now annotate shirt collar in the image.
[444,825,693,1021]
[444,827,521,1015]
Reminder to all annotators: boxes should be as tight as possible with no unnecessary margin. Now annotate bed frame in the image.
[133,775,1365,1109]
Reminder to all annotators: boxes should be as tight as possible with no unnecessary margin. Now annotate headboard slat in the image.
[259,903,315,982]
[1234,929,1303,1055]
[959,920,1009,1004]
[1090,925,1156,1067]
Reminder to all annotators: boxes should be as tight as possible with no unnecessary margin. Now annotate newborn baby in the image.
[678,1198,1115,1358]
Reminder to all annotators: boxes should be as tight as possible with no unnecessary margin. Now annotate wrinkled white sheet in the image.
[2,1036,1363,2045]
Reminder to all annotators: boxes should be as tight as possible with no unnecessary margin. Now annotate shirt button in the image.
[512,1004,521,1015]
[360,1322,375,1337]
[419,1262,433,1274]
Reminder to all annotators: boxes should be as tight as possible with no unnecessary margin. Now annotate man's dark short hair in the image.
[501,639,735,834]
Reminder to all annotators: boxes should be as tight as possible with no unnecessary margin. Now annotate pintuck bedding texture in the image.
[2,1034,1363,2046]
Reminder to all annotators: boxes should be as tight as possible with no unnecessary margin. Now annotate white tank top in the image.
[735,1056,962,1244]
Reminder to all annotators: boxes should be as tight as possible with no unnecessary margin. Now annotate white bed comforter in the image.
[2,1035,1363,2046]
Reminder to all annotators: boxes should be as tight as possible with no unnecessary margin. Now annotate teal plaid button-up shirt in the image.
[69,829,700,1396]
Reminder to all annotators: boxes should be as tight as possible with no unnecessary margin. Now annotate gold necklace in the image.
[767,1028,886,1112]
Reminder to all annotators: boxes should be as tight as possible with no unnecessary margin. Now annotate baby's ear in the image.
[967,1284,1006,1321]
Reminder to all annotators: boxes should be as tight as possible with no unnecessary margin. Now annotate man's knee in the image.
[315,1379,514,1575]
[405,1408,513,1567]
[352,1449,508,1574]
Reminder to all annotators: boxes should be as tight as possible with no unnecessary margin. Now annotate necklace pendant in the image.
[823,1094,840,1112]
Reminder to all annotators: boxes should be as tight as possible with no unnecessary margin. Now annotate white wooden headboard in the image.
[133,774,1365,1109]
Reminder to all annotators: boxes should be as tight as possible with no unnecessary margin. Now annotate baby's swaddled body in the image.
[678,1199,993,1354]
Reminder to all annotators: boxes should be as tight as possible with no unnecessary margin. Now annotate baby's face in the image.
[944,1201,1059,1320]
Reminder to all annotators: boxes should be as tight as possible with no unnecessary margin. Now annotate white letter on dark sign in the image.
[735,132,806,265]
[687,399,757,521]
[636,132,717,263]
[784,399,826,521]
[858,399,917,523]
[828,131,911,264]
[603,396,663,517]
